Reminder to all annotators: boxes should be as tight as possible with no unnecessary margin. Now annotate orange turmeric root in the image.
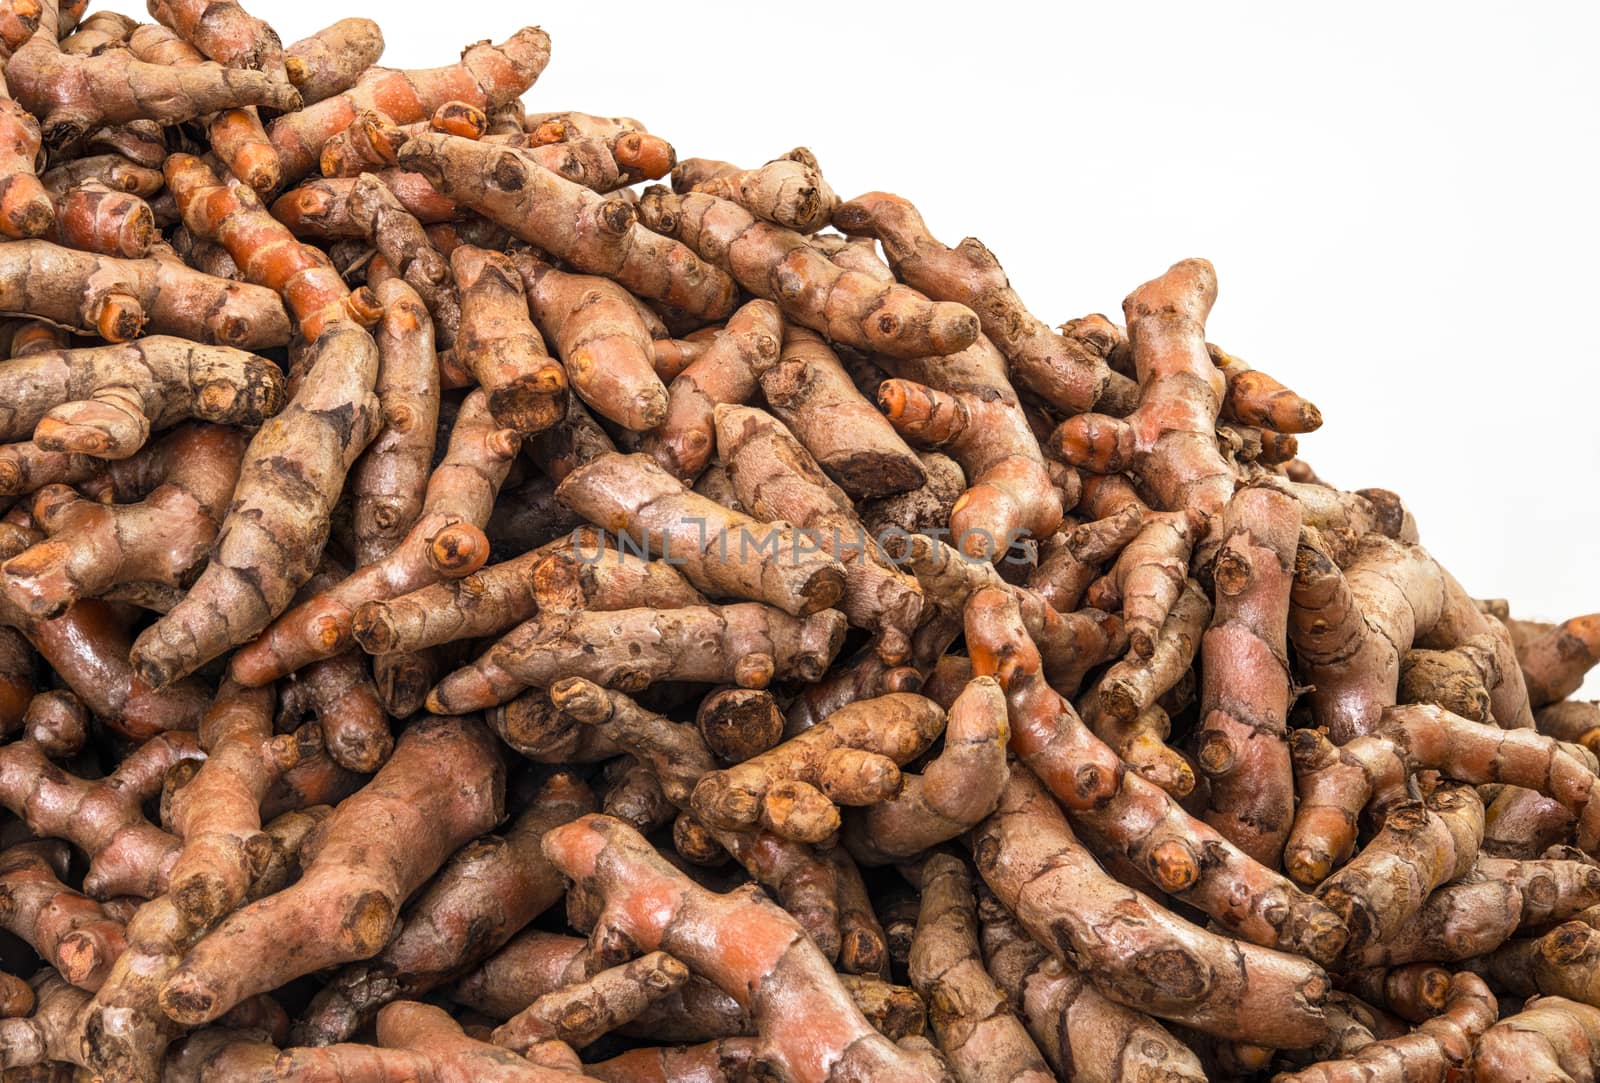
[513,248,668,431]
[0,840,128,989]
[544,814,953,1083]
[348,175,460,346]
[398,134,738,319]
[159,715,504,1026]
[1195,485,1301,866]
[2,423,246,617]
[282,18,385,106]
[131,154,384,688]
[268,28,550,184]
[972,767,1333,1048]
[47,179,154,258]
[233,390,518,683]
[834,191,1112,413]
[1516,614,1600,708]
[294,773,596,1046]
[676,148,837,233]
[0,64,53,239]
[636,184,976,358]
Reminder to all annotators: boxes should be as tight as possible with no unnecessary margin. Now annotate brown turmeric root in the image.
[834,192,1112,413]
[1473,996,1600,1081]
[1315,787,1484,951]
[716,403,924,663]
[1477,922,1600,1010]
[145,0,289,90]
[231,390,518,683]
[1290,532,1533,742]
[544,814,953,1083]
[1339,964,1454,1023]
[2,424,245,616]
[1083,700,1195,798]
[0,242,291,347]
[490,951,689,1054]
[844,676,1008,864]
[0,840,128,989]
[283,18,385,106]
[1025,502,1147,613]
[159,715,503,1026]
[513,249,669,431]
[636,184,977,357]
[972,767,1333,1048]
[294,773,596,1046]
[0,336,281,460]
[978,891,1206,1083]
[1275,972,1495,1083]
[1195,485,1301,866]
[22,688,86,758]
[269,28,550,184]
[0,65,53,240]
[1516,614,1600,708]
[1286,705,1600,889]
[273,171,462,237]
[7,0,296,148]
[130,154,384,688]
[557,451,846,616]
[398,134,737,319]
[677,148,837,233]
[0,731,202,897]
[966,586,1347,963]
[0,969,89,1069]
[165,681,318,928]
[1538,700,1600,755]
[1099,576,1210,725]
[690,691,942,842]
[696,687,784,764]
[428,601,843,713]
[347,175,460,346]
[1052,260,1233,519]
[540,677,847,960]
[878,335,1063,556]
[908,853,1054,1083]
[436,247,567,433]
[1399,634,1502,721]
[1078,473,1200,658]
[586,1039,760,1083]
[271,1000,580,1081]
[638,299,781,482]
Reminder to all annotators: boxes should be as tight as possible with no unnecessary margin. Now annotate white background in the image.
[102,0,1600,697]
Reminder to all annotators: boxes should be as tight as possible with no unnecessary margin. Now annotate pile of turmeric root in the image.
[0,2,1593,1081]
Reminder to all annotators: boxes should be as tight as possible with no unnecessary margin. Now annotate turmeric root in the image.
[0,969,89,1069]
[1400,634,1502,721]
[347,174,460,345]
[677,148,837,233]
[966,585,1347,963]
[978,891,1206,1083]
[557,451,845,616]
[2,424,246,616]
[0,731,202,897]
[834,192,1112,413]
[636,184,976,358]
[0,840,128,989]
[1469,996,1600,1082]
[690,691,942,842]
[972,767,1333,1048]
[268,28,550,183]
[146,0,290,90]
[1538,700,1600,755]
[273,171,462,236]
[159,715,503,1025]
[1286,705,1600,889]
[1275,972,1495,1083]
[398,134,738,319]
[231,390,518,683]
[294,772,596,1046]
[48,179,155,258]
[1099,576,1210,725]
[716,403,924,662]
[0,64,52,240]
[637,299,782,482]
[130,154,383,687]
[544,814,953,1082]
[1516,614,1600,708]
[586,1039,759,1083]
[283,18,384,106]
[491,951,689,1054]
[1315,787,1484,951]
[512,248,668,431]
[22,688,86,758]
[1195,485,1301,866]
[844,676,1009,863]
[1077,473,1201,658]
[1290,532,1533,742]
[908,853,1054,1083]
[272,1000,581,1082]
